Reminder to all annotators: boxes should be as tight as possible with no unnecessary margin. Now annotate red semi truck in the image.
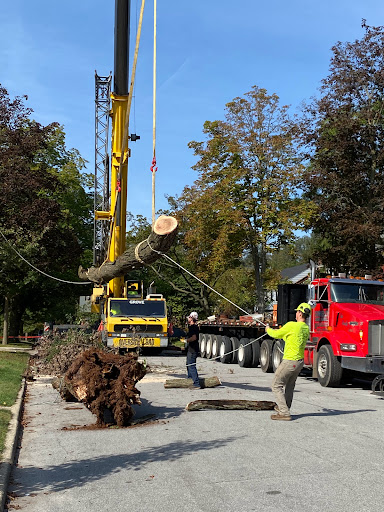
[198,275,384,387]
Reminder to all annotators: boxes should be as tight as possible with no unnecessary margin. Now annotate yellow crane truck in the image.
[90,0,169,352]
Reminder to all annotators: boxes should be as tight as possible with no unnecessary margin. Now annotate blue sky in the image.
[1,1,383,221]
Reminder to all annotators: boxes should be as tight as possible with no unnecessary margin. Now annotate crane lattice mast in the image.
[94,72,112,265]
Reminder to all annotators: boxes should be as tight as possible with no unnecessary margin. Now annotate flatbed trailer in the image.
[198,316,278,370]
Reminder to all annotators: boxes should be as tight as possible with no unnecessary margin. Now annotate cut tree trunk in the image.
[52,376,79,402]
[185,399,276,411]
[2,296,9,345]
[78,215,178,284]
[164,376,221,388]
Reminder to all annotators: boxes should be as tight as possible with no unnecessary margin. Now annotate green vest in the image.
[266,321,309,360]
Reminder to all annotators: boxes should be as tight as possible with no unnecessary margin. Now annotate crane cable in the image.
[104,0,146,264]
[151,0,157,227]
[0,229,91,285]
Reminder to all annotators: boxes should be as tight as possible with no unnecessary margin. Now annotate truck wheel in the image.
[317,345,343,387]
[260,338,274,373]
[251,339,260,367]
[206,334,213,358]
[220,336,232,363]
[215,335,223,360]
[211,335,221,360]
[199,334,207,358]
[372,374,384,394]
[230,337,240,363]
[238,338,253,367]
[272,340,284,372]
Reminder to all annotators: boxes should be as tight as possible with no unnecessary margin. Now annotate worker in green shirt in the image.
[267,302,311,421]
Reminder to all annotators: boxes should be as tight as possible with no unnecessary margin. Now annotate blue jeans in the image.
[186,351,200,387]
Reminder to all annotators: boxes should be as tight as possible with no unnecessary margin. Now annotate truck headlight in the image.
[340,344,357,351]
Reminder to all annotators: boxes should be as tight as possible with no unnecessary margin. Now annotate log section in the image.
[185,399,276,411]
[164,376,221,388]
[78,215,178,284]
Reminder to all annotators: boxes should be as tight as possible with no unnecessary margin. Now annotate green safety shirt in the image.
[266,321,309,361]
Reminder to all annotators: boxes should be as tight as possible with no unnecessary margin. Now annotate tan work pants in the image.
[271,359,304,416]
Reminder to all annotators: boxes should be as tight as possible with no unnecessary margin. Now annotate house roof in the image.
[281,263,310,284]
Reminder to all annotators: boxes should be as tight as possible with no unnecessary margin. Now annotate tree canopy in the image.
[0,85,93,335]
[301,21,384,274]
[177,86,313,312]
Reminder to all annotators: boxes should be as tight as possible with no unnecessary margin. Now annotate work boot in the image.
[270,413,292,421]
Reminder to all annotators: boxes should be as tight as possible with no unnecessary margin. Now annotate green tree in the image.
[301,21,384,274]
[182,86,313,312]
[0,85,93,335]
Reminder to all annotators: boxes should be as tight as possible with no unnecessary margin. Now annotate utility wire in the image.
[0,229,91,285]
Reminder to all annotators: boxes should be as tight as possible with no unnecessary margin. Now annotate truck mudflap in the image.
[312,351,319,379]
[341,356,384,374]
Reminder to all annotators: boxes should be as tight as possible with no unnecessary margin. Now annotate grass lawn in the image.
[0,352,28,459]
[0,409,12,457]
[0,352,29,406]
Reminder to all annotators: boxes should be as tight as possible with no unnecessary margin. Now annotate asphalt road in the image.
[5,353,384,512]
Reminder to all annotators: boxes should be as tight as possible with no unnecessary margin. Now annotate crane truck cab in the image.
[99,281,169,351]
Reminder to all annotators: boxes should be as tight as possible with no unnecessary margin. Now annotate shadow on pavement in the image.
[293,408,376,420]
[11,436,239,495]
[132,397,185,420]
[219,381,272,393]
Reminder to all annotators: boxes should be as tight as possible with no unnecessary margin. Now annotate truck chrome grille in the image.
[368,320,384,356]
[113,324,164,333]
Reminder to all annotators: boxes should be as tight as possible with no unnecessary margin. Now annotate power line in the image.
[0,229,91,285]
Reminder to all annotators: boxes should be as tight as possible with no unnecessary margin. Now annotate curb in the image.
[0,379,26,511]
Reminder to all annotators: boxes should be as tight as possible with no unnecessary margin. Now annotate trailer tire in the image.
[260,338,274,373]
[317,344,343,387]
[199,334,207,358]
[238,338,253,367]
[230,337,240,363]
[212,335,222,360]
[372,374,384,394]
[206,334,213,359]
[272,340,284,372]
[220,336,232,364]
[251,339,260,367]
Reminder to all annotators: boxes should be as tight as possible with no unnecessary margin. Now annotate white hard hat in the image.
[188,311,198,320]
